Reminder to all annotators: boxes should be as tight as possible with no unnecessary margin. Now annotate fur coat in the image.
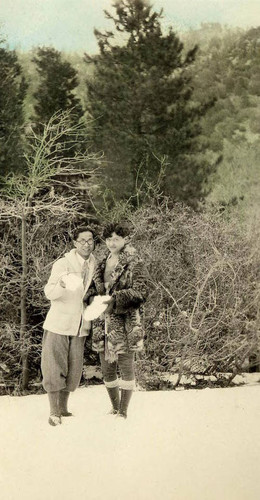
[85,245,147,360]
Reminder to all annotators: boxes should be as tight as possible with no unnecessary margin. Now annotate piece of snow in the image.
[83,295,109,320]
[62,273,83,291]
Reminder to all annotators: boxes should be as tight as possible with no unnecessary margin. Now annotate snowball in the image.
[84,295,110,320]
[62,274,83,291]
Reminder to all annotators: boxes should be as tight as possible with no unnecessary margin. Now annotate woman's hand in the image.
[103,296,113,304]
[104,297,115,314]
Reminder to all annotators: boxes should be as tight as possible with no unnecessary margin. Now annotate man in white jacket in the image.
[41,226,96,426]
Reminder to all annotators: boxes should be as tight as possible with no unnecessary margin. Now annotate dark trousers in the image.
[41,331,85,392]
[99,352,135,390]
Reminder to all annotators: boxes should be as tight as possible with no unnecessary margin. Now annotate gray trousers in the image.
[41,331,85,392]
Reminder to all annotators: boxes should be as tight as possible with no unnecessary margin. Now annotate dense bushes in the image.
[0,199,259,393]
[130,201,260,388]
[0,201,99,393]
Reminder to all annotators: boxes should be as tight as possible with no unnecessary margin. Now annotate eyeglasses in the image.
[77,238,94,246]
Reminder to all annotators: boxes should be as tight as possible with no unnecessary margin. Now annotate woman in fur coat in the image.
[85,222,147,418]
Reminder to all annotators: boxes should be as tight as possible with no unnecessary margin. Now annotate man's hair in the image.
[102,222,131,239]
[71,225,95,241]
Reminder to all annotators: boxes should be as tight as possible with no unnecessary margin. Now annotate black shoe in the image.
[60,410,73,417]
[117,411,127,419]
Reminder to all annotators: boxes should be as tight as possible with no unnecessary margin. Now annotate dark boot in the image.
[106,386,120,414]
[48,391,61,426]
[118,389,133,419]
[59,390,73,417]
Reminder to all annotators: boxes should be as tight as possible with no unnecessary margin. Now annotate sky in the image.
[0,0,259,52]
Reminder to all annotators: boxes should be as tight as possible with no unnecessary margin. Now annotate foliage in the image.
[0,41,27,178]
[31,47,88,164]
[185,25,260,154]
[1,190,259,391]
[89,153,168,220]
[0,111,100,390]
[0,201,99,392]
[1,20,260,393]
[32,47,83,126]
[206,140,260,232]
[182,24,260,235]
[85,0,213,206]
[129,201,260,389]
[4,111,99,198]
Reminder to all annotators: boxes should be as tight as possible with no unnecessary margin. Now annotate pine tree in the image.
[32,47,88,165]
[85,0,212,205]
[0,43,27,178]
[32,47,83,126]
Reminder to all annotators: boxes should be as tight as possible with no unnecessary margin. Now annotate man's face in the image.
[74,231,94,259]
[105,232,126,255]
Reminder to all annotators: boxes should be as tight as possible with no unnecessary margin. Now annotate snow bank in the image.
[1,384,260,500]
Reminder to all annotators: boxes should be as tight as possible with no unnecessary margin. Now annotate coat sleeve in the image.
[83,284,97,305]
[44,259,68,301]
[84,262,106,304]
[112,260,148,314]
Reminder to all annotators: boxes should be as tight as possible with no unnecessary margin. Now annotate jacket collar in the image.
[64,249,96,292]
[64,249,82,273]
[97,244,136,293]
[76,252,91,268]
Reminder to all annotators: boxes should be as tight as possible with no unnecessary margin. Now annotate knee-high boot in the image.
[48,391,61,426]
[59,390,73,417]
[118,389,133,419]
[106,386,120,414]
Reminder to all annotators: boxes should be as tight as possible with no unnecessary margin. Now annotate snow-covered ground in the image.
[1,381,260,500]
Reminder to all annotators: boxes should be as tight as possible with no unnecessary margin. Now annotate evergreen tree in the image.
[32,47,83,126]
[85,0,212,205]
[32,47,87,163]
[185,25,260,151]
[0,42,27,177]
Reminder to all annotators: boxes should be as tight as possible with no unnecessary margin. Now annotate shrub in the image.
[130,200,260,388]
[0,201,99,393]
[1,197,259,392]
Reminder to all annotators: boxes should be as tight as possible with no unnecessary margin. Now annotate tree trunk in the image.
[20,210,29,390]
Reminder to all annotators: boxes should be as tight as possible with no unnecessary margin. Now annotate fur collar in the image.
[94,244,137,294]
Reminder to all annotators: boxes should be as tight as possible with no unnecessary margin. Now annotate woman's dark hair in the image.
[102,222,131,239]
[71,225,96,241]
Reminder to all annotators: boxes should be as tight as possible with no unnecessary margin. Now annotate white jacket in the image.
[43,249,96,336]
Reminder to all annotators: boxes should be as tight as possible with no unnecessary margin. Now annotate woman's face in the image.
[105,232,126,255]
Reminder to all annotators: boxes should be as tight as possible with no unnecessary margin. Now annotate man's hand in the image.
[59,278,66,288]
